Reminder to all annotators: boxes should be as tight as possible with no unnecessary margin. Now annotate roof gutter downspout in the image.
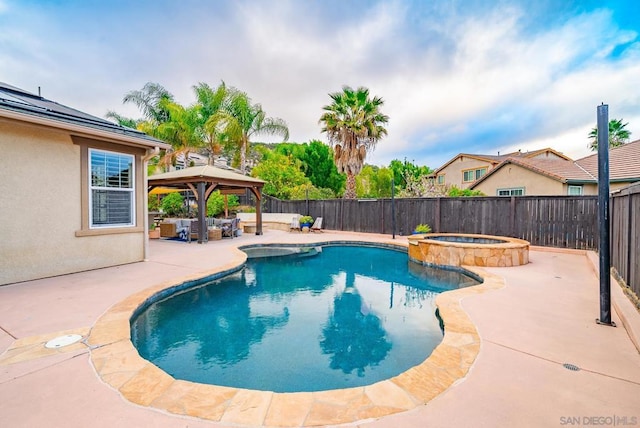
[143,147,160,261]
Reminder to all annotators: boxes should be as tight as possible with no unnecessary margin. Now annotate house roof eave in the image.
[0,102,169,151]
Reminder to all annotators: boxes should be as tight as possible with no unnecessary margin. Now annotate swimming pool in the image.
[131,244,480,392]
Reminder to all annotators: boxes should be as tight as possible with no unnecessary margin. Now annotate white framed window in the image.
[437,174,445,185]
[568,185,583,196]
[89,149,135,228]
[497,187,525,196]
[463,167,487,182]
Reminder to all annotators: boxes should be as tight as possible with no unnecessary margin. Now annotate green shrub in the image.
[236,205,256,213]
[148,193,160,212]
[206,191,239,217]
[300,215,313,224]
[414,223,432,233]
[161,192,184,216]
[448,186,485,197]
[290,184,336,200]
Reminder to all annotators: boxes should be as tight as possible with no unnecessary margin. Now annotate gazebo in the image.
[148,165,265,243]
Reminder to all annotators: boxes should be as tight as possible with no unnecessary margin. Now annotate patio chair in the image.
[290,215,301,232]
[221,218,240,238]
[188,220,204,243]
[311,217,323,233]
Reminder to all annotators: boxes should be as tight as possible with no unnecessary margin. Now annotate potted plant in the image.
[413,223,432,234]
[300,215,313,228]
[149,223,160,239]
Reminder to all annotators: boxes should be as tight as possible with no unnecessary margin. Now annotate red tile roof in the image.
[432,147,571,175]
[575,139,640,182]
[470,140,640,188]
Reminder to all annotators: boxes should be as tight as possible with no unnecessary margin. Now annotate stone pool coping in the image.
[86,240,506,427]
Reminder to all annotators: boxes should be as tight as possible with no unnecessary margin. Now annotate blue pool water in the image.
[131,245,479,392]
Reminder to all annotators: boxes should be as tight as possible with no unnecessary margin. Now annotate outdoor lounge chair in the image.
[311,217,323,233]
[188,220,202,243]
[221,218,240,238]
[290,215,301,232]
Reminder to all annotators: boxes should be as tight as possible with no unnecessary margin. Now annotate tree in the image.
[319,86,389,199]
[389,159,432,190]
[206,191,239,216]
[275,140,345,196]
[105,111,139,128]
[355,165,393,198]
[161,192,185,216]
[193,81,236,165]
[107,82,176,170]
[250,150,310,199]
[299,140,345,196]
[225,92,289,174]
[122,82,174,124]
[154,100,201,168]
[289,183,336,200]
[588,118,632,151]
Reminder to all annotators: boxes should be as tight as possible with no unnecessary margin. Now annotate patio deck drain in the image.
[45,334,83,349]
[562,363,581,371]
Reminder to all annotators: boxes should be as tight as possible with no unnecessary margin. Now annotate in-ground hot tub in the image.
[408,233,530,267]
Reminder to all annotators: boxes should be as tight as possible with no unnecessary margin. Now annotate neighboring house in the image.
[469,140,640,196]
[0,82,169,285]
[165,151,230,171]
[431,148,570,190]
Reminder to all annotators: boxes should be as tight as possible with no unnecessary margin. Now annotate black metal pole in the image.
[596,104,614,326]
[391,177,396,239]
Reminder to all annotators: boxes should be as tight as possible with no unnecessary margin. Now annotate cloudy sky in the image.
[2,0,639,168]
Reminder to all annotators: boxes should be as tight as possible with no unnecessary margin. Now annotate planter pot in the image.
[300,223,312,229]
[149,229,160,239]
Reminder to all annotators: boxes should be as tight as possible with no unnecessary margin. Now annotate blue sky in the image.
[1,0,639,168]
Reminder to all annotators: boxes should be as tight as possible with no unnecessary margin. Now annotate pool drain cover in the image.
[45,334,83,349]
[562,363,580,371]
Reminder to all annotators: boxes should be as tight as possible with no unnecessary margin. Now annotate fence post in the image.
[435,198,441,233]
[627,190,633,288]
[510,196,516,237]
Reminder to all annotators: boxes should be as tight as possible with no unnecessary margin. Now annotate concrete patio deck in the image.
[1,230,638,427]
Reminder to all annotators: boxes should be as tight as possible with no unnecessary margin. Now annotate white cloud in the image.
[1,1,638,169]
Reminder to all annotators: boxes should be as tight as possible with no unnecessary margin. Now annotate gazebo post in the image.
[197,181,207,244]
[252,187,263,235]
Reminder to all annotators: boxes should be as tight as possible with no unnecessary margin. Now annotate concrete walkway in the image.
[1,230,638,427]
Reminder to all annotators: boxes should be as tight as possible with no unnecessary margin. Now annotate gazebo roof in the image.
[148,165,265,192]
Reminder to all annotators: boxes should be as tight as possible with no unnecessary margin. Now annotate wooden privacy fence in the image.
[610,183,640,298]
[264,195,599,250]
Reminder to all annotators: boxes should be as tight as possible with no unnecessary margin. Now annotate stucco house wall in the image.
[437,156,496,189]
[471,162,631,196]
[472,163,566,195]
[0,119,148,285]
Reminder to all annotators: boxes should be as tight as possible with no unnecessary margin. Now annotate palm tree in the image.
[122,82,174,124]
[588,118,632,151]
[192,81,236,165]
[224,91,289,174]
[153,99,201,168]
[319,86,389,199]
[107,82,176,170]
[104,111,139,128]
